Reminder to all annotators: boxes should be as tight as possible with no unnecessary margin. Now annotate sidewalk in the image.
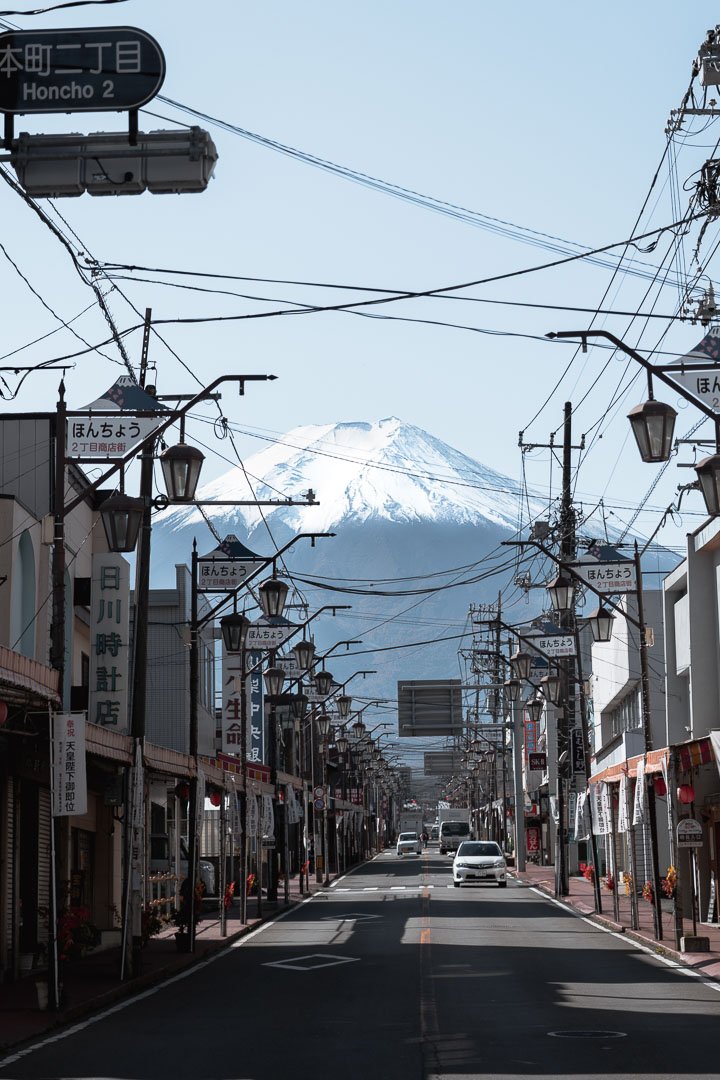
[512,862,720,981]
[0,873,326,1054]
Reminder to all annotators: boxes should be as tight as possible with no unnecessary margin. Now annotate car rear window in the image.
[440,822,470,836]
[399,833,418,841]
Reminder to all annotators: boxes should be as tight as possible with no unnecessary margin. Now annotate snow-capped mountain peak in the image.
[160,418,534,537]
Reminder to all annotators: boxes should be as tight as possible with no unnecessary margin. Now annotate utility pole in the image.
[556,401,576,898]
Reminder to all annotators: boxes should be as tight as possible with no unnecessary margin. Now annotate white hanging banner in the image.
[246,792,259,836]
[618,774,629,834]
[286,785,302,825]
[52,712,88,817]
[632,757,647,825]
[229,780,243,845]
[261,794,275,837]
[575,790,591,840]
[567,791,578,842]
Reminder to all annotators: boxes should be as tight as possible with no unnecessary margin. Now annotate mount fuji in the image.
[151,419,541,717]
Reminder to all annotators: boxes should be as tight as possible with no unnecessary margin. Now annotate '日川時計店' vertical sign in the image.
[89,552,130,733]
[0,26,165,114]
[52,712,87,817]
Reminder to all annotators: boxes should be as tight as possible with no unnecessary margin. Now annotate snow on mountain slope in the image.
[161,418,538,536]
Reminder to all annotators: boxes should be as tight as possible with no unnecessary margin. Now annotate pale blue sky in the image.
[1,1,719,551]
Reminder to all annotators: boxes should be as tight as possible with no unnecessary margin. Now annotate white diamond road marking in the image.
[320,912,382,921]
[263,953,360,972]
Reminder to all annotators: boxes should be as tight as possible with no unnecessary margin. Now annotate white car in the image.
[452,840,507,887]
[396,831,422,856]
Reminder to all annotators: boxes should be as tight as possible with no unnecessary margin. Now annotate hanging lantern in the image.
[525,696,544,724]
[510,650,532,681]
[627,400,677,464]
[336,694,352,719]
[263,666,286,698]
[314,669,333,697]
[587,604,616,643]
[540,670,563,707]
[291,638,315,671]
[174,781,190,801]
[0,702,8,726]
[654,776,667,797]
[219,612,251,653]
[695,454,720,517]
[258,577,289,618]
[160,441,204,502]
[209,790,222,808]
[546,572,576,612]
[99,492,144,553]
[504,678,522,703]
[677,784,695,805]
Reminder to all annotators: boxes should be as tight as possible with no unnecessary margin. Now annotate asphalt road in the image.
[4,849,720,1079]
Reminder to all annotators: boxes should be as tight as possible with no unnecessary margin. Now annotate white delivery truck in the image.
[398,809,424,836]
[438,807,472,855]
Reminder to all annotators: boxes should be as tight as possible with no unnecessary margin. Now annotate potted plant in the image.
[57,906,101,961]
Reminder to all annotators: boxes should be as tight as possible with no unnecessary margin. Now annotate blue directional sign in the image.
[0,26,165,114]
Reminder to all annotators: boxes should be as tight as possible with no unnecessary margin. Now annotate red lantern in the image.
[174,782,190,801]
[0,702,8,726]
[654,776,667,797]
[209,791,222,807]
[677,784,695,805]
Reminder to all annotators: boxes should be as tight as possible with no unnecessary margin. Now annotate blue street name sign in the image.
[0,26,165,114]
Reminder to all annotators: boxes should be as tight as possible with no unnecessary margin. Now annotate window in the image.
[610,689,641,737]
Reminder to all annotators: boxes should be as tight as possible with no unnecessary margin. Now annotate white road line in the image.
[527,885,720,994]
[390,886,406,891]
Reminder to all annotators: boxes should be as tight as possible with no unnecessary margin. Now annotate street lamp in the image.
[510,650,532,681]
[546,572,576,613]
[263,666,286,699]
[540,669,563,707]
[504,678,522,702]
[98,492,144,553]
[336,694,352,719]
[315,712,332,738]
[292,639,315,671]
[627,399,677,464]
[258,577,289,618]
[586,604,616,643]
[695,454,720,516]
[159,439,204,501]
[219,611,252,653]
[314,669,334,697]
[525,695,544,724]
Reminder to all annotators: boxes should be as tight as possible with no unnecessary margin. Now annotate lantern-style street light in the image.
[99,492,145,553]
[292,639,315,671]
[525,695,544,724]
[336,694,352,719]
[510,650,532,681]
[263,666,286,699]
[627,399,677,464]
[314,669,334,697]
[219,611,252,653]
[159,440,204,501]
[258,577,289,618]
[540,669,563,707]
[586,604,616,643]
[695,454,720,517]
[546,572,576,613]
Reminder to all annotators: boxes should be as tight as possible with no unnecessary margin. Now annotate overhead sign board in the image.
[197,536,267,593]
[669,327,720,412]
[67,377,167,460]
[677,818,703,848]
[398,680,463,737]
[569,559,636,594]
[246,616,298,649]
[527,632,575,658]
[528,752,546,771]
[0,26,166,114]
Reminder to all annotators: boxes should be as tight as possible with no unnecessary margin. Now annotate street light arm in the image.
[197,535,338,628]
[502,537,644,632]
[64,373,276,515]
[547,329,719,423]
